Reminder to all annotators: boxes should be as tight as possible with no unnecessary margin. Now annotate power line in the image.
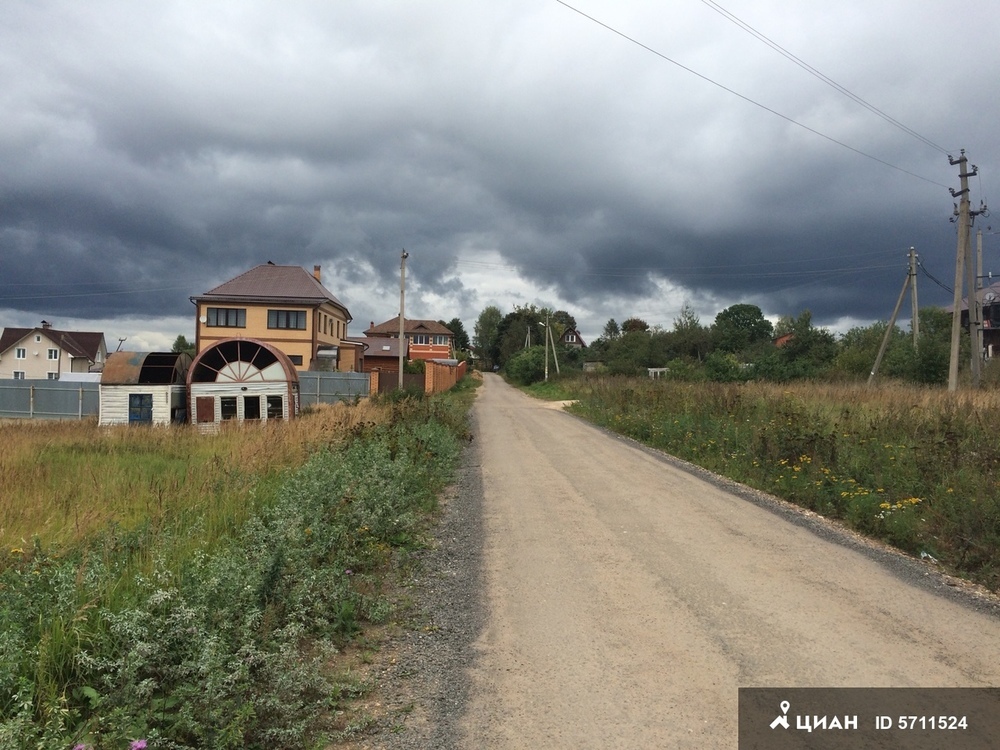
[917,260,952,295]
[554,0,950,189]
[700,0,951,155]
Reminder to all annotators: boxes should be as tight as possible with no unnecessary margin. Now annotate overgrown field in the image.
[538,377,1000,592]
[0,378,477,750]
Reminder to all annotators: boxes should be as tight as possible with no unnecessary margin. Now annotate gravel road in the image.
[351,373,1000,749]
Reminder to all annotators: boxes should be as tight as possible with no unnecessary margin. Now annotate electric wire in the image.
[554,0,951,189]
[917,260,953,295]
[700,0,951,155]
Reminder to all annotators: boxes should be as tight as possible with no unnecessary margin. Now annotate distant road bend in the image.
[456,373,1000,749]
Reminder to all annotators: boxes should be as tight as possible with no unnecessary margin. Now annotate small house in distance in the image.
[558,327,587,349]
[0,320,107,379]
[99,351,191,426]
[364,317,454,361]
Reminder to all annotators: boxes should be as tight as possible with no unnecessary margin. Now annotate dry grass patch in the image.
[0,400,391,550]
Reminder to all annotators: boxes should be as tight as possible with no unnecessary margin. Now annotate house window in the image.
[47,349,59,360]
[128,393,153,423]
[47,373,59,380]
[267,310,307,330]
[266,395,284,419]
[411,334,428,345]
[206,307,246,327]
[15,348,26,359]
[34,335,41,343]
[13,371,25,380]
[220,396,238,420]
[243,395,261,420]
[288,354,303,366]
[433,335,449,346]
[566,333,576,342]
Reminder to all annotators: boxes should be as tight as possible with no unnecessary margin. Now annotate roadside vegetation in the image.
[526,376,1000,594]
[0,376,478,749]
[476,303,966,387]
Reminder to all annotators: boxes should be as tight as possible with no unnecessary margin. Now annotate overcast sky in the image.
[2,0,998,349]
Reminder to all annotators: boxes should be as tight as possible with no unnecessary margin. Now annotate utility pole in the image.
[909,247,919,347]
[869,252,915,387]
[976,228,984,368]
[549,323,560,375]
[398,250,408,389]
[948,151,986,391]
[543,311,549,382]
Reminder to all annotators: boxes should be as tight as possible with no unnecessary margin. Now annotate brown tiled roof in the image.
[365,317,454,337]
[0,326,106,361]
[193,264,351,318]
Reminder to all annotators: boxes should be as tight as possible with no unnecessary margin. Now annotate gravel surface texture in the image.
[337,409,486,749]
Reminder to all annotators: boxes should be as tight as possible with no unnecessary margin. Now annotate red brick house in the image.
[364,317,454,361]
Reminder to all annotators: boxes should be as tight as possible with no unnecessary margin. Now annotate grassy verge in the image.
[0,377,478,750]
[526,376,1000,593]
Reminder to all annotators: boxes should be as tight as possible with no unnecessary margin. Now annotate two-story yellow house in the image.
[190,263,355,372]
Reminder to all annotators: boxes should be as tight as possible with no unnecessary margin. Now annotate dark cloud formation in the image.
[2,0,997,346]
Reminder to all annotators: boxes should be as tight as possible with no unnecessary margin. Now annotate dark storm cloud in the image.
[2,0,998,345]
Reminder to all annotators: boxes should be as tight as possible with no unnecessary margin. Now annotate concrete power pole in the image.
[948,151,984,392]
[399,250,408,389]
[976,228,984,367]
[909,247,919,346]
[544,311,549,382]
[869,253,914,387]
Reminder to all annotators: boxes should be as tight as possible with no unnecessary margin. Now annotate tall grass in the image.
[550,377,1000,592]
[0,386,474,749]
[0,401,388,551]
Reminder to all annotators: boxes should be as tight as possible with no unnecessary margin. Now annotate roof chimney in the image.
[41,320,52,329]
[313,265,321,282]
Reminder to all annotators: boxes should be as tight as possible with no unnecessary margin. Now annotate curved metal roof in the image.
[101,351,191,385]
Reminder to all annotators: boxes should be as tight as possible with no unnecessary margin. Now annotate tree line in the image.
[474,302,960,386]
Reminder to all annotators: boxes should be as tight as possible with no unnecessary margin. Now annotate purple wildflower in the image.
[130,741,148,750]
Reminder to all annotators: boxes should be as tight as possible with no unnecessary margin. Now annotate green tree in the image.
[621,317,650,334]
[834,322,914,381]
[911,307,953,385]
[473,305,503,369]
[171,335,196,358]
[704,351,747,382]
[441,318,470,352]
[768,310,837,379]
[606,329,651,375]
[504,345,547,385]
[712,304,773,355]
[496,305,545,368]
[672,304,711,361]
[602,318,621,340]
